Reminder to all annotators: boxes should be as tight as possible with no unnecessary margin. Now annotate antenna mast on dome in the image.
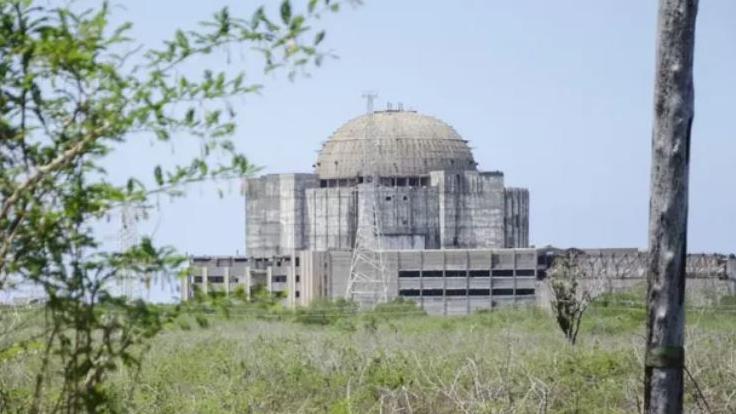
[345,92,389,308]
[361,91,377,113]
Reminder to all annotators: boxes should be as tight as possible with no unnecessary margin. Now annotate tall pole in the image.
[645,1,698,412]
[291,217,296,307]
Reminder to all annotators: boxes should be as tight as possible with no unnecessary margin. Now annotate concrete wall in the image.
[392,249,538,315]
[186,256,256,300]
[537,276,735,310]
[296,250,329,306]
[305,187,356,251]
[246,170,527,256]
[504,188,530,248]
[307,248,538,315]
[431,170,506,249]
[304,184,442,253]
[186,249,736,314]
[245,174,317,257]
[535,250,736,309]
[185,256,299,304]
[374,186,441,249]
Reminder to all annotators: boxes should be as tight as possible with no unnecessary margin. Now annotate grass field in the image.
[2,297,736,413]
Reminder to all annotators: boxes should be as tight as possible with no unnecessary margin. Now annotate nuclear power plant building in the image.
[182,108,543,314]
[246,109,529,256]
[182,108,736,314]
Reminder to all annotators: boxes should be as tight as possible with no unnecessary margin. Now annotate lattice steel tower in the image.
[345,93,389,308]
[117,202,148,299]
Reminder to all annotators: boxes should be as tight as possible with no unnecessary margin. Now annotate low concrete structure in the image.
[535,248,736,308]
[184,248,540,315]
[184,249,736,315]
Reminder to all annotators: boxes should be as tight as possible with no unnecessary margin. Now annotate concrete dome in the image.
[315,110,477,179]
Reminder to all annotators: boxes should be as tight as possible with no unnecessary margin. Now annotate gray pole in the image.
[645,1,698,412]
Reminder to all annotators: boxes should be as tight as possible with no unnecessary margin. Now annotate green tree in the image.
[0,0,344,411]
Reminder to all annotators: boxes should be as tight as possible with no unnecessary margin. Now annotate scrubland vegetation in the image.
[2,293,735,413]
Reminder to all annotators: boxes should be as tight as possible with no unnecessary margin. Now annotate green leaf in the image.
[314,30,325,45]
[308,0,319,13]
[175,30,189,51]
[280,0,292,24]
[251,7,265,29]
[154,166,164,186]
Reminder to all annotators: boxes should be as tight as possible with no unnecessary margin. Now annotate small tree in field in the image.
[548,249,600,345]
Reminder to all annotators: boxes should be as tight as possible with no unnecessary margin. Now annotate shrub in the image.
[293,299,357,325]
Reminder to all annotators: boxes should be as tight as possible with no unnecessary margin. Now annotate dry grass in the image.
[2,300,736,413]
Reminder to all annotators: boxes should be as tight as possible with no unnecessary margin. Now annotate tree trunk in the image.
[645,1,698,413]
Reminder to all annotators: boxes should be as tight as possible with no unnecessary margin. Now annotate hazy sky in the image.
[104,0,736,257]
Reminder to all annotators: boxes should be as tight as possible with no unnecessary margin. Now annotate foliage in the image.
[5,305,734,413]
[293,298,357,325]
[0,0,344,412]
[719,294,736,307]
[369,297,426,318]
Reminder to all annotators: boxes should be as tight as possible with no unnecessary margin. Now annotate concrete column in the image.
[442,250,447,316]
[224,266,230,297]
[419,251,424,310]
[266,266,273,294]
[396,251,402,303]
[181,274,189,302]
[287,262,296,309]
[512,250,517,305]
[327,251,333,300]
[202,266,208,296]
[245,266,252,300]
[466,250,471,315]
[489,250,494,309]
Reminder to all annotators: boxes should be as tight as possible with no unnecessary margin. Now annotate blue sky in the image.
[105,0,736,257]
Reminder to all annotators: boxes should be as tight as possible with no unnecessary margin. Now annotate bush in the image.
[293,299,357,325]
[719,294,736,307]
[365,297,426,319]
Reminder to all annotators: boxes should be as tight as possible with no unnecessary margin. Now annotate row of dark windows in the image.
[378,176,431,187]
[399,288,535,297]
[194,276,238,283]
[275,257,300,267]
[272,275,299,283]
[194,275,300,284]
[398,269,536,278]
[384,195,410,202]
[319,176,432,188]
[193,257,298,266]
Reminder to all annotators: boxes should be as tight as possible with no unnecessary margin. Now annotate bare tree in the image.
[548,249,605,345]
[645,0,698,412]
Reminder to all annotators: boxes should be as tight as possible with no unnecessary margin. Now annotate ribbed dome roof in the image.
[315,111,477,179]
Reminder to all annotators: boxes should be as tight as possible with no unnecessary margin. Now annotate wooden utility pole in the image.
[645,0,698,412]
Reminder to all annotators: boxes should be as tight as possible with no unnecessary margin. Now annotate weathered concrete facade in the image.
[184,108,736,315]
[184,248,539,315]
[245,110,530,257]
[535,249,736,308]
[244,174,317,257]
[184,249,736,314]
